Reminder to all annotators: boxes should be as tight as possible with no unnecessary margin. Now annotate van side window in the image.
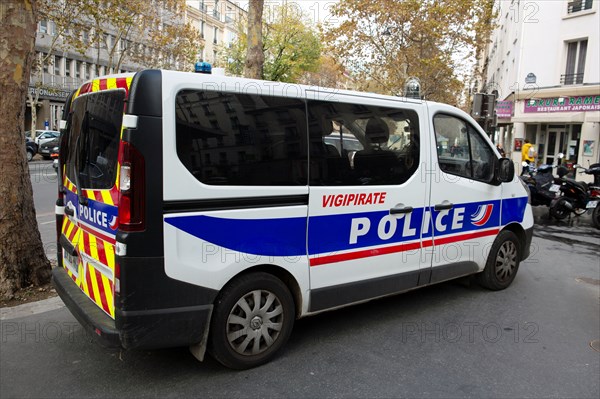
[175,90,308,186]
[307,100,420,185]
[433,114,495,182]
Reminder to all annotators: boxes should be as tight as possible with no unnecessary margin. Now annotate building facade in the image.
[27,0,246,132]
[482,0,599,180]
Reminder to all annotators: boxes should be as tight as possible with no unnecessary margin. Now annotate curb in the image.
[0,297,65,320]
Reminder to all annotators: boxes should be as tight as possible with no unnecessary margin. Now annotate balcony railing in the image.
[30,72,84,91]
[560,73,584,85]
[567,0,593,13]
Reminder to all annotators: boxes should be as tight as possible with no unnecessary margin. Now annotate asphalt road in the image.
[29,160,60,260]
[1,168,598,398]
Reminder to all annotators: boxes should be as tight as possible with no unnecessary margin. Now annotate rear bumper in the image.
[52,266,120,348]
[53,266,214,350]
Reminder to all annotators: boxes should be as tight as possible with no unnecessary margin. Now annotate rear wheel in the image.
[477,230,521,291]
[26,150,33,162]
[550,197,571,220]
[208,272,295,369]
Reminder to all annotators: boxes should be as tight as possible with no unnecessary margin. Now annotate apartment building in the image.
[482,0,599,178]
[27,0,246,131]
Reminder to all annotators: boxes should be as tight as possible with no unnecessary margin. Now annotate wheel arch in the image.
[220,264,303,319]
[501,222,526,259]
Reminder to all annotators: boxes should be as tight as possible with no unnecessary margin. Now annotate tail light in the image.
[118,140,145,231]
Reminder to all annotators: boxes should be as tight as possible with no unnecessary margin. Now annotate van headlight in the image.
[519,177,531,204]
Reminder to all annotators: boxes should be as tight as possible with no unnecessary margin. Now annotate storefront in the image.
[24,85,70,132]
[495,89,600,183]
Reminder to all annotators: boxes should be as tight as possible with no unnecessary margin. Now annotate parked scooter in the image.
[550,163,600,221]
[519,154,565,207]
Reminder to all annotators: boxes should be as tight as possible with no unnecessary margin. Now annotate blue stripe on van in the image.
[164,215,307,257]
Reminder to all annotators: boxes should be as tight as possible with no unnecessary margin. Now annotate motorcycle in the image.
[550,163,600,222]
[519,154,565,207]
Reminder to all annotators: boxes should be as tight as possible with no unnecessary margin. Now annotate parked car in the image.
[25,137,38,162]
[33,130,60,147]
[38,137,59,160]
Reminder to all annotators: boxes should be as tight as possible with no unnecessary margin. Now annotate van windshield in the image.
[65,90,125,190]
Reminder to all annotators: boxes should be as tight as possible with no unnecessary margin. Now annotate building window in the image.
[562,39,587,84]
[567,0,593,13]
[39,20,48,34]
[200,21,205,38]
[65,59,72,77]
[213,27,218,44]
[54,56,61,76]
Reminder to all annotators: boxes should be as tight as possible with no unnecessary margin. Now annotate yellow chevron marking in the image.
[126,76,133,89]
[105,243,115,270]
[65,220,75,239]
[89,265,103,308]
[101,190,114,206]
[101,273,115,317]
[92,79,100,92]
[88,233,99,260]
[107,78,117,90]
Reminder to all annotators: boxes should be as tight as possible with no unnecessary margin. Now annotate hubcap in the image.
[495,241,517,282]
[226,290,283,356]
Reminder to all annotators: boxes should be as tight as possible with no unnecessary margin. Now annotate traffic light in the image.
[471,93,496,120]
[472,93,484,119]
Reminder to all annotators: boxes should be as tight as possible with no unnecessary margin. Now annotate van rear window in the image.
[65,90,125,190]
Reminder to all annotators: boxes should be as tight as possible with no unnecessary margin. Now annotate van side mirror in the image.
[496,158,515,183]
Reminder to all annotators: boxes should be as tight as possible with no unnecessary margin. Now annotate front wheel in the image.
[592,205,600,229]
[477,230,521,291]
[208,272,295,369]
[550,197,571,220]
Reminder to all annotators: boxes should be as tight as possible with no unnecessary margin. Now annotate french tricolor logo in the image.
[471,204,493,226]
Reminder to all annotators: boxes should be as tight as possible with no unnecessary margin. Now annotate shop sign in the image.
[524,95,600,113]
[496,101,513,118]
[28,85,70,102]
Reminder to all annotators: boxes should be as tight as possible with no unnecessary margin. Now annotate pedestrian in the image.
[521,139,535,175]
[496,143,506,157]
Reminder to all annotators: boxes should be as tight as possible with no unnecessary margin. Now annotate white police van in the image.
[53,69,533,369]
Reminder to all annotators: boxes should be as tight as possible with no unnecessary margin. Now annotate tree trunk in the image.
[0,0,52,300]
[244,0,264,79]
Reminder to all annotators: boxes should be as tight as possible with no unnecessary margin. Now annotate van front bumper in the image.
[52,266,213,350]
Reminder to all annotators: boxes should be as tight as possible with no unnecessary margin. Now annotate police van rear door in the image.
[60,87,125,319]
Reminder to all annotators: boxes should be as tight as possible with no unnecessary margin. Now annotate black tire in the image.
[477,230,521,291]
[26,150,34,162]
[592,206,600,229]
[550,197,571,220]
[208,272,295,369]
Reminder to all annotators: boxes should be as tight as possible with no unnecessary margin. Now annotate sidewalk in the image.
[0,297,64,320]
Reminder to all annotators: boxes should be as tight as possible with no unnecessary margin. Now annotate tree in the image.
[324,0,496,105]
[244,0,264,79]
[299,55,348,89]
[0,0,52,300]
[228,3,321,83]
[27,0,200,134]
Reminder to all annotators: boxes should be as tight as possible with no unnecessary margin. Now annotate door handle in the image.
[434,202,454,211]
[65,207,75,217]
[390,206,413,215]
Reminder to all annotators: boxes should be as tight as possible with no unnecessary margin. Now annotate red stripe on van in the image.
[95,269,111,314]
[310,229,500,267]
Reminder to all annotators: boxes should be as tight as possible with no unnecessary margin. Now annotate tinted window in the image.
[433,114,495,182]
[175,90,308,186]
[65,90,124,190]
[308,101,420,185]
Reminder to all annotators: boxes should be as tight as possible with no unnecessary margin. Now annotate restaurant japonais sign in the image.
[524,95,600,113]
